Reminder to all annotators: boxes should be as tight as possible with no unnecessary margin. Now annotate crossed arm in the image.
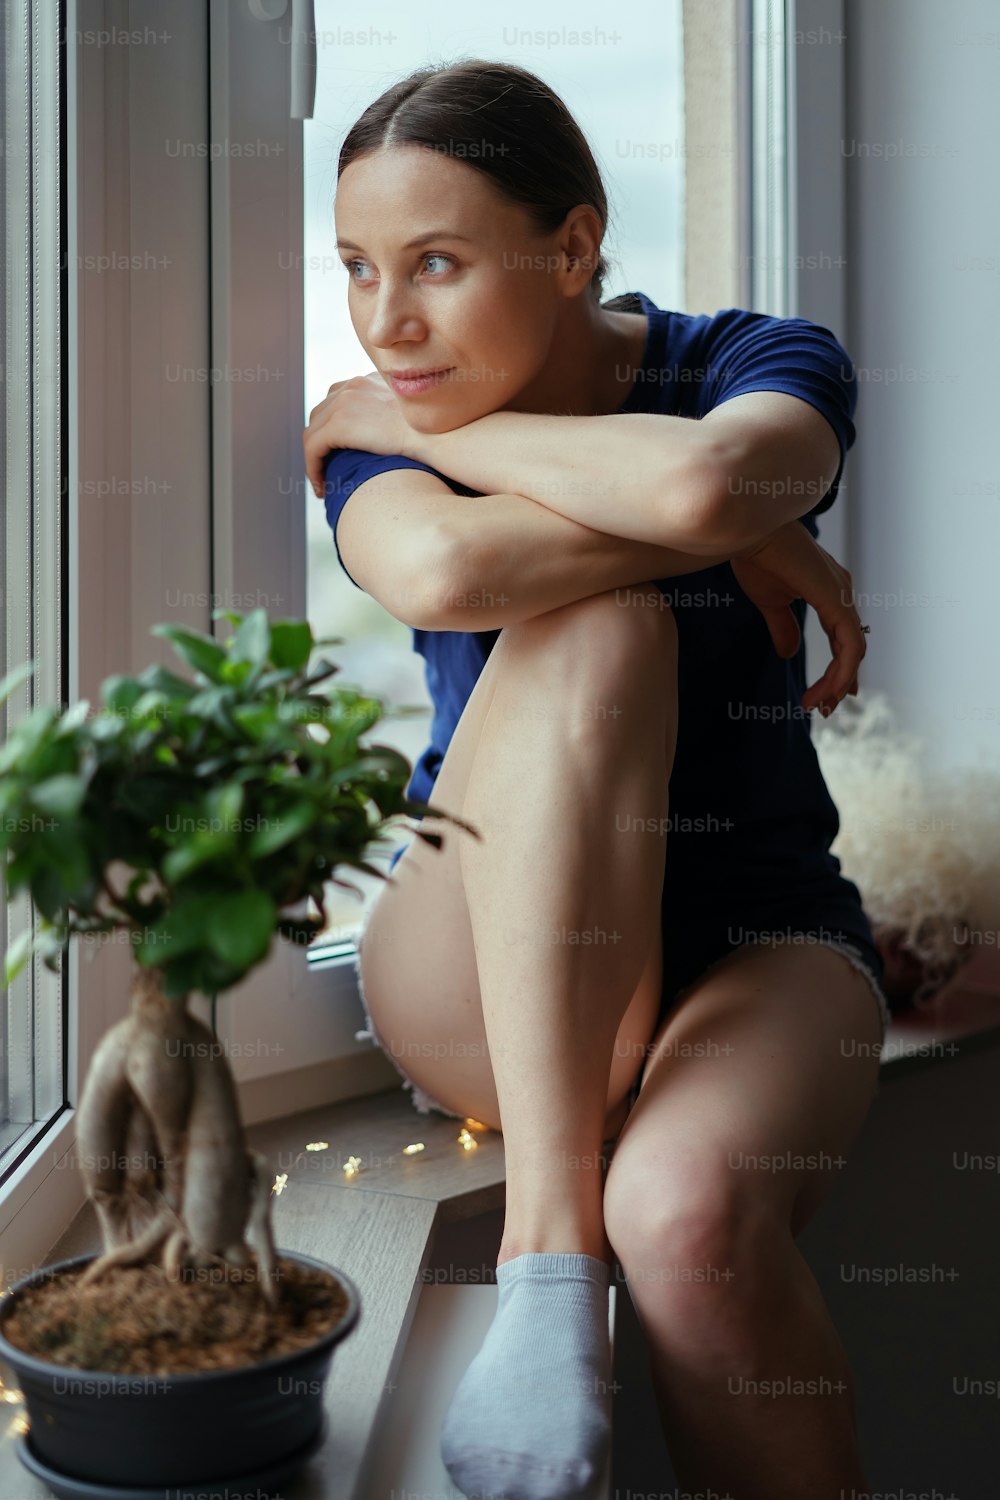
[404,390,843,556]
[334,465,743,633]
[325,387,844,630]
[308,370,844,565]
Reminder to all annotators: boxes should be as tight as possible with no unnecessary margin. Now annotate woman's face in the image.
[334,144,598,433]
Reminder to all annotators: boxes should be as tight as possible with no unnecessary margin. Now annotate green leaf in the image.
[0,661,36,705]
[32,865,69,922]
[131,689,174,717]
[134,664,199,701]
[210,608,244,633]
[185,685,239,734]
[161,835,229,885]
[155,953,206,1000]
[301,661,340,689]
[269,621,313,673]
[202,889,276,969]
[255,668,299,693]
[3,845,38,898]
[191,754,232,777]
[116,777,184,824]
[229,703,287,743]
[90,714,126,742]
[158,949,245,1000]
[0,705,60,773]
[36,925,67,967]
[135,899,209,966]
[29,774,86,820]
[247,799,316,858]
[230,609,271,670]
[207,781,244,831]
[150,624,228,683]
[0,778,23,818]
[55,700,91,735]
[43,834,92,899]
[0,611,442,990]
[3,928,36,988]
[219,658,255,689]
[100,675,146,715]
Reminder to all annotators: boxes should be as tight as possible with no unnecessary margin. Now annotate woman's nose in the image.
[367,284,425,347]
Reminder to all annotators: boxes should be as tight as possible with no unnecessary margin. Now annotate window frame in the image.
[3,0,854,1266]
[0,0,70,1235]
[1,0,219,1262]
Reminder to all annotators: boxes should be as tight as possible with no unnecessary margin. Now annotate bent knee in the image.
[604,1156,788,1329]
[605,1157,743,1260]
[499,586,677,681]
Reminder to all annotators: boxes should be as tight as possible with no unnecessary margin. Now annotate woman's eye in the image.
[342,252,454,283]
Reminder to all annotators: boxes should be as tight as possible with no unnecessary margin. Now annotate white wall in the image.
[844,0,1000,774]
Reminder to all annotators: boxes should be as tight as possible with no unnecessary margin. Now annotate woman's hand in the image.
[303,371,416,497]
[729,520,866,716]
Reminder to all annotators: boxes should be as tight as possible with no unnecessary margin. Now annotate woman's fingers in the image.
[304,399,340,496]
[303,374,381,496]
[803,607,866,713]
[798,550,867,713]
[732,525,867,717]
[762,603,801,659]
[303,384,346,496]
[303,428,328,498]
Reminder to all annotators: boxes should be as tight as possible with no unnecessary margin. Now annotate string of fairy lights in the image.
[271,1115,492,1191]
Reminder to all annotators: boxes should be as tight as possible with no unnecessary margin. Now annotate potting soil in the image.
[3,1255,349,1375]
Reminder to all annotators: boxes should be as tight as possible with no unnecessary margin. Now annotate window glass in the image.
[304,3,683,945]
[1,0,66,1165]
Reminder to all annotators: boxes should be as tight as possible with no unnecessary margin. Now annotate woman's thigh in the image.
[357,591,674,1134]
[602,940,885,1252]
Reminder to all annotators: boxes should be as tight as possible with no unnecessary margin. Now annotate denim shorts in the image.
[366,837,891,1122]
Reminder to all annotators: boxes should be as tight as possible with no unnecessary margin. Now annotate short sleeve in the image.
[696,308,859,519]
[322,448,453,592]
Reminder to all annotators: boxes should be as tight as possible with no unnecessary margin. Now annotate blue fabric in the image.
[324,292,885,1015]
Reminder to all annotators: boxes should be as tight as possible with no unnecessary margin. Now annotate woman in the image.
[304,59,888,1500]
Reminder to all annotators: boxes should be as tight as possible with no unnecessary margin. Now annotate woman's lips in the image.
[385,367,454,396]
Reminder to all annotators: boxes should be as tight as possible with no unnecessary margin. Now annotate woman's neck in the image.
[506,296,650,419]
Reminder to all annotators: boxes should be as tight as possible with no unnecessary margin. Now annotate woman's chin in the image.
[406,402,506,435]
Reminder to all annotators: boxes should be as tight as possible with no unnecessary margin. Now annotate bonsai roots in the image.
[75,965,279,1306]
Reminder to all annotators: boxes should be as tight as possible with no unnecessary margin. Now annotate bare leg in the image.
[456,588,679,1265]
[603,942,884,1496]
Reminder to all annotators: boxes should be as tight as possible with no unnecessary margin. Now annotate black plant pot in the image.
[0,1249,361,1500]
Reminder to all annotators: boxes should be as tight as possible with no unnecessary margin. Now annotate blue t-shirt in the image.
[322,290,860,895]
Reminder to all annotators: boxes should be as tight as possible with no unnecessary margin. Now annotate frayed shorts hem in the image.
[353,895,892,1126]
[352,892,469,1122]
[670,934,891,1039]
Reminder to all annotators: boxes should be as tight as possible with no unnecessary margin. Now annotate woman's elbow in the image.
[397,527,490,632]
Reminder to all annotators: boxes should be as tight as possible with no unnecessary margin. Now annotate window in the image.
[0,0,67,1173]
[0,4,810,1154]
[303,0,686,950]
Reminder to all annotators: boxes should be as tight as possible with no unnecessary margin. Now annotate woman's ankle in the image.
[497,1221,614,1268]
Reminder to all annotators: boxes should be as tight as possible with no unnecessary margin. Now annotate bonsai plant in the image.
[0,607,473,1497]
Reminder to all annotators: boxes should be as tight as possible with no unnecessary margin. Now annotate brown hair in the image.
[338,59,614,300]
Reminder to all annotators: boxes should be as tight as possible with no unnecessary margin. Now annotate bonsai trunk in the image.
[74,963,279,1305]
